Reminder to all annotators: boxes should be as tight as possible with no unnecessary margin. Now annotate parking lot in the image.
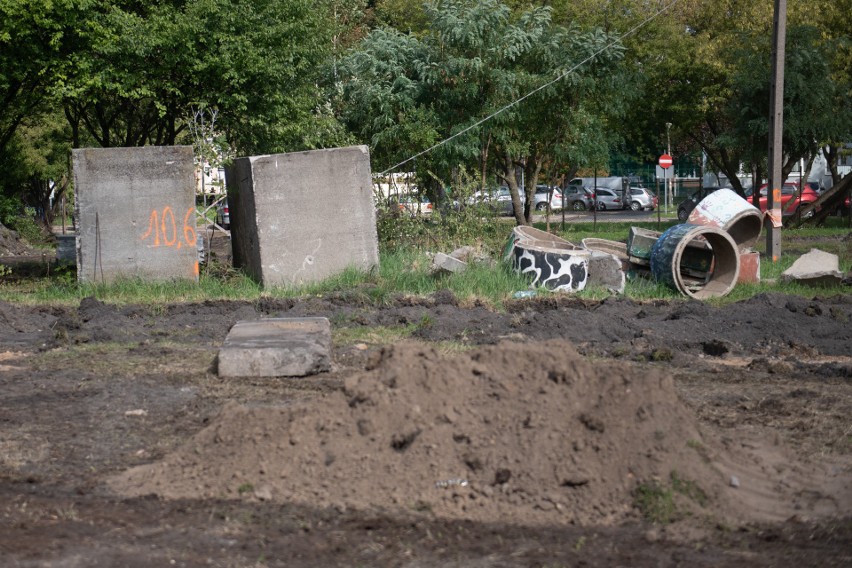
[533,207,676,224]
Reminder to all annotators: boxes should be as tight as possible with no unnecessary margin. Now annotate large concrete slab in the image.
[73,146,198,283]
[226,146,379,287]
[218,318,332,378]
[779,248,843,287]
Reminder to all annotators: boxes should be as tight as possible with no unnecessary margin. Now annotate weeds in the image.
[634,481,676,524]
[634,471,707,524]
[0,217,848,307]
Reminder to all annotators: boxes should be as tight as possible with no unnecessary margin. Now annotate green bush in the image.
[0,194,23,226]
[8,213,53,246]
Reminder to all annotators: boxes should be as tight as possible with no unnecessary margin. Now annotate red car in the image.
[751,182,819,217]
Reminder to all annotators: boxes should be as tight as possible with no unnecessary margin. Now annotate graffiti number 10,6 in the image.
[141,207,197,249]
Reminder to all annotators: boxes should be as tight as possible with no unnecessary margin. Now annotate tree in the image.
[618,0,851,197]
[59,0,338,155]
[338,0,626,224]
[0,0,87,158]
[0,110,73,228]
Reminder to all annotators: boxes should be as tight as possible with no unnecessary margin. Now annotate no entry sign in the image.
[659,154,673,169]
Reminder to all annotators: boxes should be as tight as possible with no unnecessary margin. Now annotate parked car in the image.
[533,185,564,212]
[753,182,819,217]
[469,187,521,216]
[215,200,230,229]
[592,187,622,210]
[393,194,433,215]
[564,186,594,211]
[627,187,658,211]
[677,186,721,222]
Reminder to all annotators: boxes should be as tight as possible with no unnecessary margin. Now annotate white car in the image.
[534,185,564,212]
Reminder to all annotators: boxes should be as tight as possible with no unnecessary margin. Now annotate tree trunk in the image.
[497,150,526,226]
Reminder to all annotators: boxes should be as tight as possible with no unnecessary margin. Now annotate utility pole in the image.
[766,0,787,261]
[666,122,672,210]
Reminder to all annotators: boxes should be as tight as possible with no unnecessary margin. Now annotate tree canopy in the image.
[338,0,628,223]
[0,0,849,228]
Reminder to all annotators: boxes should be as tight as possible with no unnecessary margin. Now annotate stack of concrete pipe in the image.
[650,188,763,299]
[504,190,762,299]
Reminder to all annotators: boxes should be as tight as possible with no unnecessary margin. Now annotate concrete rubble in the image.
[503,189,775,299]
[430,252,468,274]
[779,249,844,287]
[621,189,763,298]
[218,317,331,378]
[504,226,624,294]
[430,245,495,275]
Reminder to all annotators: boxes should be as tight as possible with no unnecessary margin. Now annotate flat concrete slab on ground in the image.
[218,317,332,378]
[779,248,844,287]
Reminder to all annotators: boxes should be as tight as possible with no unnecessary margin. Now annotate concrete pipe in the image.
[504,226,589,292]
[686,188,763,250]
[650,224,740,299]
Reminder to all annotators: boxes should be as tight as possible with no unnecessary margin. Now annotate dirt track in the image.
[1,290,851,567]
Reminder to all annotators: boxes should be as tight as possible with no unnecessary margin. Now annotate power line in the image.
[380,0,681,176]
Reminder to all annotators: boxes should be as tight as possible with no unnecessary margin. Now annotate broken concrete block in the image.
[73,146,198,283]
[779,248,844,287]
[449,245,476,261]
[218,318,331,378]
[627,227,660,265]
[431,252,468,274]
[587,251,626,294]
[738,250,761,284]
[226,146,379,287]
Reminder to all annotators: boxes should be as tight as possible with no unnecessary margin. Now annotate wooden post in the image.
[766,0,787,261]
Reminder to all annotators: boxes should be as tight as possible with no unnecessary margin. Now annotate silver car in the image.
[564,186,594,210]
[627,187,657,211]
[470,187,524,216]
[533,185,564,212]
[592,187,623,210]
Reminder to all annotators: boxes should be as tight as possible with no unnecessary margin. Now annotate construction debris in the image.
[779,249,844,287]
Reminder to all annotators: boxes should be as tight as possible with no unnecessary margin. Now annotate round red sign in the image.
[659,154,673,169]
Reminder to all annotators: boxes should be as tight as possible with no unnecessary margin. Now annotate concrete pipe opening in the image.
[686,188,763,250]
[650,224,740,299]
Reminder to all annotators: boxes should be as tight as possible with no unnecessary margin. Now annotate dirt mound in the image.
[0,223,34,257]
[108,340,845,526]
[109,340,852,525]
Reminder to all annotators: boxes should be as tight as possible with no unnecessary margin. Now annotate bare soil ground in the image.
[1,231,851,567]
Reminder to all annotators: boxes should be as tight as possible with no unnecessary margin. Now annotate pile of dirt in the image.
[0,222,34,257]
[112,340,750,526]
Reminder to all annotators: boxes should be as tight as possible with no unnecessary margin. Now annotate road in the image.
[531,207,677,224]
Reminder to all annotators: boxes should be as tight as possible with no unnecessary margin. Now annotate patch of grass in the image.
[670,470,708,507]
[635,481,677,524]
[332,324,419,347]
[635,471,707,524]
[237,483,254,495]
[0,219,848,307]
[651,348,674,362]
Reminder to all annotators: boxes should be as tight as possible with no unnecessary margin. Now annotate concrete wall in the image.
[73,146,198,283]
[226,145,379,287]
